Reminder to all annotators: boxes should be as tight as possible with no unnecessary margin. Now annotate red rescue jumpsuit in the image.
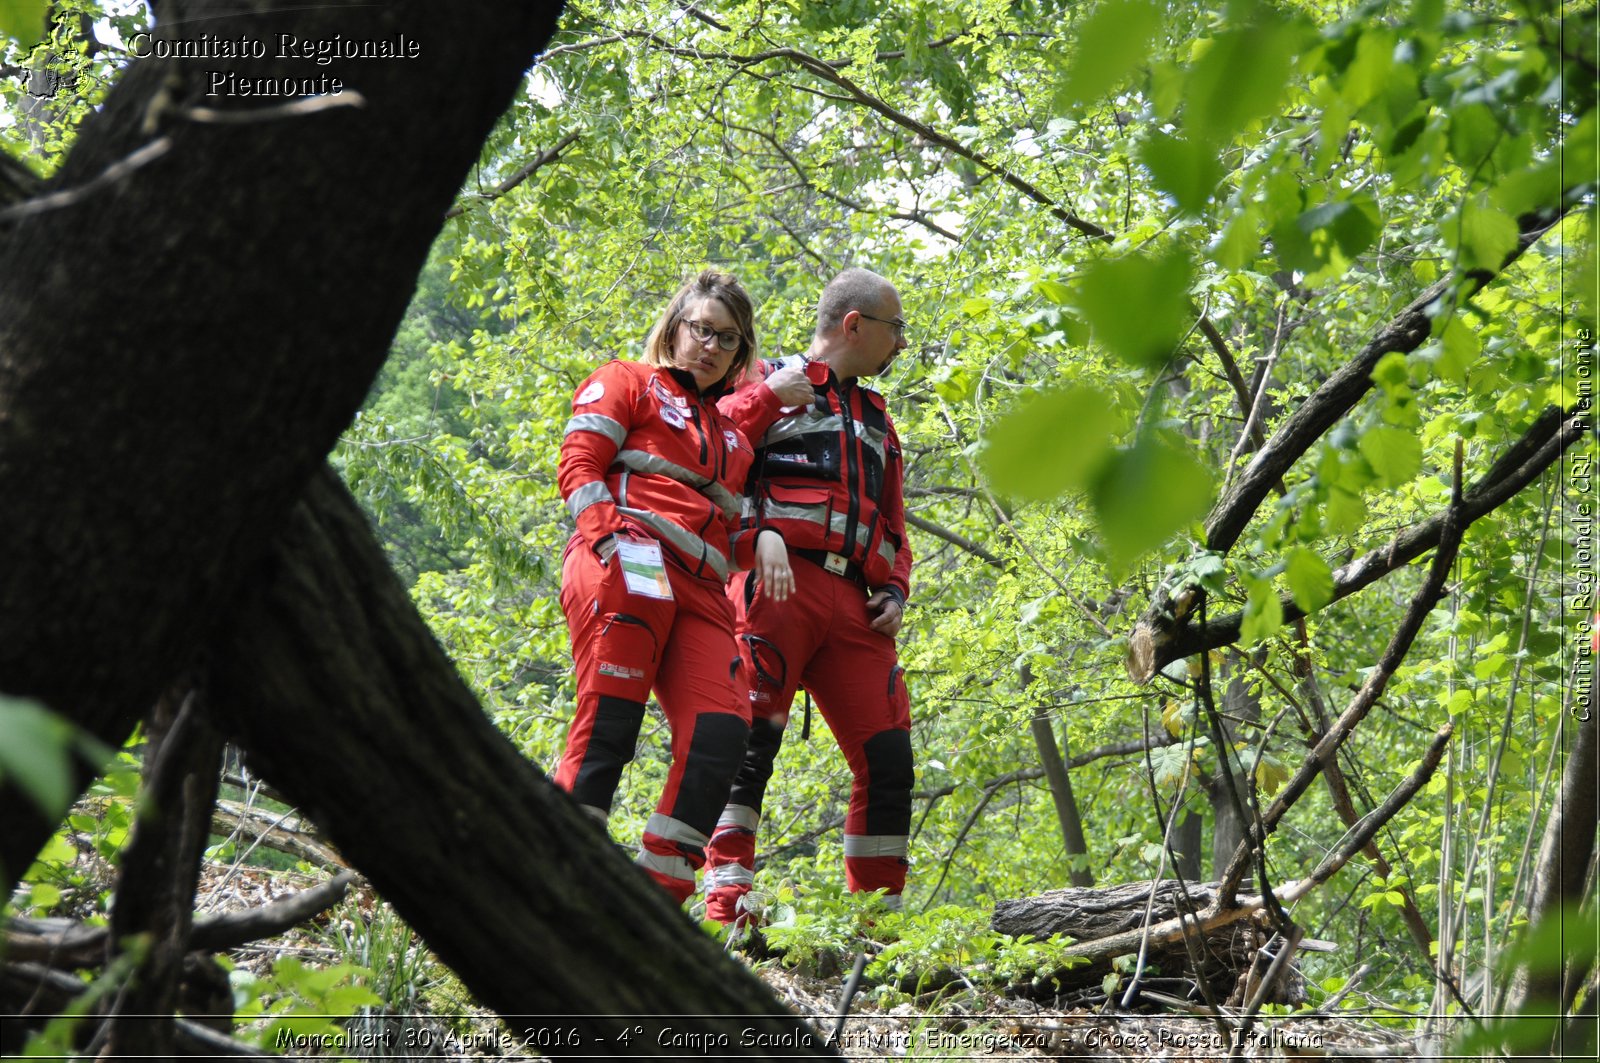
[704,356,915,922]
[555,359,760,904]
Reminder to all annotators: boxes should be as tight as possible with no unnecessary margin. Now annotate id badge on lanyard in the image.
[616,534,674,600]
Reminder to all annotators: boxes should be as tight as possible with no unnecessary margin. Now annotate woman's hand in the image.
[754,529,793,601]
[763,365,816,409]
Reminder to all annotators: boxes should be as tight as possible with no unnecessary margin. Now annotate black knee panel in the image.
[862,728,914,836]
[672,712,752,834]
[571,696,645,811]
[728,714,785,810]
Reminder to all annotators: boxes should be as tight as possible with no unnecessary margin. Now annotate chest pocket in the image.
[759,404,841,481]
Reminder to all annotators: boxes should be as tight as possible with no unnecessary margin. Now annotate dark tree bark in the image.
[0,0,563,886]
[1128,408,1585,682]
[0,0,836,1052]
[102,690,224,1058]
[1020,665,1093,887]
[205,468,829,1051]
[1511,705,1600,1022]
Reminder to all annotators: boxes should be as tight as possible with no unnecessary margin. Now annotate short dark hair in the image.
[816,267,895,334]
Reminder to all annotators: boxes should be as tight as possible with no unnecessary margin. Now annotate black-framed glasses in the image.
[858,311,908,338]
[681,318,744,352]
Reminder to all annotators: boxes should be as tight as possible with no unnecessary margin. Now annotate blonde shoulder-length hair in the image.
[641,269,759,389]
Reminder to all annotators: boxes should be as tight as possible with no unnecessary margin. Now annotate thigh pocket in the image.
[593,613,659,699]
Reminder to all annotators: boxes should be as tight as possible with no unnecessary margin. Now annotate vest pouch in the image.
[859,506,898,588]
[763,482,837,551]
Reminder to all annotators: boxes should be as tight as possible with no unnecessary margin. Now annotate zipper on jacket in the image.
[840,383,862,556]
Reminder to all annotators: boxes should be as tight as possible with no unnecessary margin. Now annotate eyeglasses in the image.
[858,311,908,338]
[681,318,744,352]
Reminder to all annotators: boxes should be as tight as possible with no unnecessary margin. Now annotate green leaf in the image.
[0,0,49,49]
[1033,278,1073,305]
[1287,196,1382,276]
[1357,427,1423,489]
[1450,198,1520,272]
[1492,160,1562,217]
[980,386,1122,500]
[1448,102,1502,171]
[1285,547,1335,612]
[1338,28,1395,109]
[0,697,77,819]
[1435,317,1480,384]
[1090,434,1213,570]
[1211,204,1261,270]
[1240,577,1284,646]
[1183,16,1297,148]
[1139,132,1222,213]
[1077,249,1194,368]
[1057,0,1164,107]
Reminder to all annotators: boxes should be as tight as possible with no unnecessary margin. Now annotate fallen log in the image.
[991,881,1309,1005]
[210,798,345,870]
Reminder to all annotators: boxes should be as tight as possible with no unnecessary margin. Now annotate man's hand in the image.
[755,529,793,601]
[865,590,903,636]
[764,365,816,409]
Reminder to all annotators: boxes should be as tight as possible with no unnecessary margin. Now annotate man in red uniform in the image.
[705,267,914,923]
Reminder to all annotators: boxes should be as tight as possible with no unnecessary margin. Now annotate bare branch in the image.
[445,130,582,219]
[1216,442,1470,901]
[1132,408,1582,678]
[1205,206,1567,556]
[905,510,1001,567]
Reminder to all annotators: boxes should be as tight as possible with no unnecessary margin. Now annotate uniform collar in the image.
[661,364,738,402]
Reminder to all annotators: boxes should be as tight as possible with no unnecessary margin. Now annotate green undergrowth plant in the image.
[230,954,382,1054]
[319,899,464,1056]
[759,887,1083,999]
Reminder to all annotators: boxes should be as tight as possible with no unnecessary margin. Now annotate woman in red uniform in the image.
[554,269,807,903]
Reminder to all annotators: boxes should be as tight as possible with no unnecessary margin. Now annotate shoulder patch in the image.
[575,381,605,405]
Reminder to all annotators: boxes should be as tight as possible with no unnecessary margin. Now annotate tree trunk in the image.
[990,881,1301,1004]
[1020,665,1093,887]
[0,0,836,1051]
[0,0,561,884]
[1205,659,1258,879]
[1511,705,1600,1020]
[206,467,832,1053]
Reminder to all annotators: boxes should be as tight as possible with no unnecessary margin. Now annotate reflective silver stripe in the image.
[644,813,709,849]
[578,804,609,826]
[615,449,740,518]
[859,422,887,466]
[635,848,696,883]
[842,834,908,858]
[564,413,627,447]
[616,507,730,581]
[877,539,896,571]
[705,863,753,888]
[880,893,904,911]
[765,499,829,529]
[566,480,613,523]
[740,495,759,519]
[763,411,841,447]
[717,804,760,831]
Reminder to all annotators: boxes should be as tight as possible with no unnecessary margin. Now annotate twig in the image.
[0,137,172,223]
[445,130,581,219]
[175,92,366,124]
